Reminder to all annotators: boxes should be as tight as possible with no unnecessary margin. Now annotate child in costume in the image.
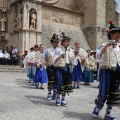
[92,21,120,120]
[22,50,28,69]
[53,30,74,107]
[72,42,88,88]
[34,44,48,89]
[46,33,60,100]
[26,47,36,83]
[83,50,97,85]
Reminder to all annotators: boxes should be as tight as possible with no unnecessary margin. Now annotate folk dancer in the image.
[26,47,36,83]
[53,30,74,107]
[72,42,88,89]
[83,50,97,85]
[96,43,105,81]
[93,21,120,120]
[34,44,48,89]
[46,33,60,100]
[21,50,28,69]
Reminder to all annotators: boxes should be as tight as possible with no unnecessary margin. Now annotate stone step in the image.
[0,65,27,72]
[0,70,26,72]
[0,65,21,67]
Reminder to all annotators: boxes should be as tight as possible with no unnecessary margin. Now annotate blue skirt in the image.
[72,60,83,82]
[34,68,48,84]
[82,67,94,83]
[27,66,35,79]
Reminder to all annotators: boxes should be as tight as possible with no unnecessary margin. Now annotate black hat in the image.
[59,29,71,41]
[106,20,120,39]
[50,32,59,43]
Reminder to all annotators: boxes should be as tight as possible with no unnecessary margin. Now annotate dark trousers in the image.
[2,58,10,65]
[0,58,3,65]
[10,57,18,65]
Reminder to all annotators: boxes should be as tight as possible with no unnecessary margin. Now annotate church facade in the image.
[0,0,120,55]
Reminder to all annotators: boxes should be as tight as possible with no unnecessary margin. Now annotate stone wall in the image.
[83,0,108,50]
[42,5,83,27]
[42,5,90,50]
[106,0,119,25]
[54,0,83,12]
[0,0,120,52]
[119,14,120,26]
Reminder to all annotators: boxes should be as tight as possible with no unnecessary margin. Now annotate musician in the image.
[72,42,88,88]
[34,44,48,89]
[93,21,120,120]
[46,33,60,100]
[53,30,74,107]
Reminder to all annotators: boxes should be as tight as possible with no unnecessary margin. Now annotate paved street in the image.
[0,72,119,120]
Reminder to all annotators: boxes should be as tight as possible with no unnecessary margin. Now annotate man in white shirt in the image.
[0,50,3,64]
[3,50,10,65]
[12,45,18,54]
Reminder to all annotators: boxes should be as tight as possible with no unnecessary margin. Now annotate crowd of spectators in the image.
[0,45,19,65]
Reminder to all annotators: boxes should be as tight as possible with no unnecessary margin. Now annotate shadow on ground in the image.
[79,83,99,89]
[25,95,56,107]
[15,79,36,89]
[63,111,103,120]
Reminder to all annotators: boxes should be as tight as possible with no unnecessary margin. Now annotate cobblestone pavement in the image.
[0,72,120,120]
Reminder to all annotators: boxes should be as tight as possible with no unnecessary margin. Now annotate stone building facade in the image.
[0,0,120,55]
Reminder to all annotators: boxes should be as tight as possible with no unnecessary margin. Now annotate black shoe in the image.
[77,86,81,89]
[84,82,87,85]
[40,87,45,90]
[87,83,90,86]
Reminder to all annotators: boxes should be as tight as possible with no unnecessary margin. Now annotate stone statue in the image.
[29,9,37,31]
[14,13,17,31]
[14,19,17,31]
[18,9,23,30]
[0,13,7,32]
[13,6,18,31]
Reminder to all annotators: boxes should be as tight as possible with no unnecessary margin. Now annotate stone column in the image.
[36,3,42,44]
[22,1,29,30]
[83,0,107,50]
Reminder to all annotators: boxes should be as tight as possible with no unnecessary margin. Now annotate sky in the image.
[116,0,120,12]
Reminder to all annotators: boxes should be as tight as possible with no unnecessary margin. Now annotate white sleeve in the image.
[15,48,18,53]
[70,48,75,58]
[96,50,101,61]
